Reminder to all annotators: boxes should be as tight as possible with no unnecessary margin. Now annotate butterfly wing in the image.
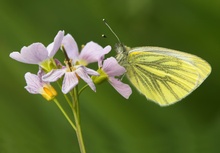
[125,46,211,106]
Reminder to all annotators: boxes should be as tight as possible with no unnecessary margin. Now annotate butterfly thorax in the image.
[115,43,130,66]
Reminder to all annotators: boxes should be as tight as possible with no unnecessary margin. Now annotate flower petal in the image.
[42,68,66,82]
[47,30,65,57]
[84,67,99,76]
[10,43,48,64]
[24,72,42,94]
[76,66,96,92]
[62,34,79,61]
[102,45,112,58]
[98,45,112,67]
[62,72,79,94]
[108,77,132,99]
[54,58,64,68]
[102,57,126,77]
[79,41,111,64]
[37,67,46,79]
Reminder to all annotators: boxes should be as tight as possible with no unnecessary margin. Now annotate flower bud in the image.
[41,84,57,101]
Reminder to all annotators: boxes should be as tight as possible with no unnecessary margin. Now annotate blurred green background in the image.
[0,0,219,152]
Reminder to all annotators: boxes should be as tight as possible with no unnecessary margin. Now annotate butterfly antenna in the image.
[101,34,107,38]
[103,19,122,44]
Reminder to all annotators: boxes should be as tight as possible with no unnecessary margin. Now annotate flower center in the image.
[91,68,108,84]
[40,58,57,73]
[64,59,76,72]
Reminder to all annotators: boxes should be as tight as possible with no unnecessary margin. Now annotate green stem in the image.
[53,98,76,131]
[56,80,73,109]
[78,84,89,96]
[72,86,86,153]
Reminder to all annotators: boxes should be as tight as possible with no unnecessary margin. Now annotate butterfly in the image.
[115,44,211,106]
[103,19,211,106]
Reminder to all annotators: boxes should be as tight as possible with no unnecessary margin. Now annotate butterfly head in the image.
[102,19,130,65]
[115,43,131,65]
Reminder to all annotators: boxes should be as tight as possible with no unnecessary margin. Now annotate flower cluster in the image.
[10,30,132,100]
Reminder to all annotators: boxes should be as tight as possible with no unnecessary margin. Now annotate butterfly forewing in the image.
[124,47,211,106]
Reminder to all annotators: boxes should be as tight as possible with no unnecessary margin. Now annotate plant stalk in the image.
[72,86,86,153]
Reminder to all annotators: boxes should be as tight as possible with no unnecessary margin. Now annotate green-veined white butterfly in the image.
[103,19,211,106]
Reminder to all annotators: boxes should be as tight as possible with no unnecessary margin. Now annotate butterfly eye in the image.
[115,43,126,53]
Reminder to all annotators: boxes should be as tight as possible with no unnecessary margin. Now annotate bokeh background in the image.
[0,0,219,153]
